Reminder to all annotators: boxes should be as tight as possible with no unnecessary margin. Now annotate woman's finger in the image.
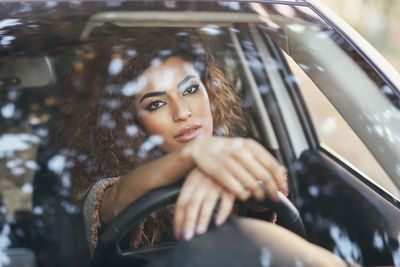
[195,186,220,235]
[215,192,235,226]
[246,140,288,194]
[224,158,265,201]
[217,167,251,201]
[181,184,208,240]
[174,176,198,239]
[233,150,279,202]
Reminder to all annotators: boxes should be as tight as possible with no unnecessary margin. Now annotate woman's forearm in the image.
[100,146,194,223]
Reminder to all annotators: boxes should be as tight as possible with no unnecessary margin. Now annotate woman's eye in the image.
[145,101,165,111]
[182,84,199,96]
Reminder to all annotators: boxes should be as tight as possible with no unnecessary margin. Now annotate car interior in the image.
[1,2,400,267]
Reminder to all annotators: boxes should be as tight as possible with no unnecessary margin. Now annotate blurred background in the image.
[320,0,400,72]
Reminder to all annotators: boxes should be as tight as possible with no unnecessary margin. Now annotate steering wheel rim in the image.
[91,181,306,267]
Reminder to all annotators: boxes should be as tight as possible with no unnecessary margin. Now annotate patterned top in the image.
[82,176,120,256]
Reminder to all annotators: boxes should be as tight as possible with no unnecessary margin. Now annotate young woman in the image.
[61,28,346,266]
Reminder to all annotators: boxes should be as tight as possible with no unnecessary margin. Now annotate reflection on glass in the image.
[0,1,399,267]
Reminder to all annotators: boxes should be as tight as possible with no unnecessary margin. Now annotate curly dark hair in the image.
[59,27,246,248]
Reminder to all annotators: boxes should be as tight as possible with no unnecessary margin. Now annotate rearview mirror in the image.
[0,56,56,89]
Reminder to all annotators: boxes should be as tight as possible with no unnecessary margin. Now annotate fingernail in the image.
[258,189,266,201]
[281,183,289,195]
[215,215,225,226]
[274,193,280,202]
[174,229,182,239]
[242,190,251,200]
[196,224,206,235]
[184,228,194,241]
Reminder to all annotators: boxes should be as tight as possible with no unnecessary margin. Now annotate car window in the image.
[1,1,400,266]
[284,53,400,198]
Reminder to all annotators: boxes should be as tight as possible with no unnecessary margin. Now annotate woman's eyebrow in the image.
[139,75,196,104]
[139,91,167,104]
[177,75,196,89]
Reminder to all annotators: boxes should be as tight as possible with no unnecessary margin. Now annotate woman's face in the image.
[135,57,214,153]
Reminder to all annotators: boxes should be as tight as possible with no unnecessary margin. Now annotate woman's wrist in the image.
[181,136,202,164]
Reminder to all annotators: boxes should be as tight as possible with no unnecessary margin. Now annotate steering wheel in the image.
[91,181,306,267]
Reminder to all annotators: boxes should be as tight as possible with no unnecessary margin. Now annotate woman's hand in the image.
[174,168,235,241]
[183,136,288,202]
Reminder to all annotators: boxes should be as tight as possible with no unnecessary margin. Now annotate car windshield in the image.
[1,1,400,267]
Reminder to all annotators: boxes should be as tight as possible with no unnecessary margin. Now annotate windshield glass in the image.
[1,1,400,267]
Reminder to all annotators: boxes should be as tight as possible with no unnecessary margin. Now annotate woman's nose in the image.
[172,99,192,122]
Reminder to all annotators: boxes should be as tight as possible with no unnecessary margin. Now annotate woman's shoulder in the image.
[83,176,120,211]
[82,176,120,254]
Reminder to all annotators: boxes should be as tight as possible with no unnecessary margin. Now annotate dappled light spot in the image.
[21,183,33,194]
[102,98,120,109]
[45,1,58,8]
[175,32,188,36]
[392,233,400,266]
[294,257,304,267]
[108,58,123,76]
[260,247,271,267]
[372,231,385,252]
[60,200,79,214]
[258,85,269,94]
[32,206,43,215]
[287,24,305,33]
[159,49,172,57]
[123,148,134,156]
[0,19,21,29]
[35,128,48,137]
[215,126,226,136]
[121,76,147,96]
[151,57,162,67]
[7,90,18,101]
[0,133,39,157]
[218,2,240,11]
[287,74,302,85]
[275,4,295,18]
[329,225,362,264]
[200,25,223,36]
[78,154,88,162]
[11,167,25,176]
[25,160,39,171]
[27,114,40,125]
[6,158,23,169]
[138,135,164,159]
[48,154,66,175]
[126,49,137,57]
[308,185,319,198]
[98,112,116,129]
[320,116,337,134]
[61,173,71,189]
[298,64,310,71]
[1,103,15,119]
[0,35,15,46]
[0,224,11,267]
[126,125,138,136]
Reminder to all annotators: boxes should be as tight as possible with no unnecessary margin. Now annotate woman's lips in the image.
[174,125,201,142]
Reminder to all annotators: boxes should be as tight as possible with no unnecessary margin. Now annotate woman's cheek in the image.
[141,111,171,137]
